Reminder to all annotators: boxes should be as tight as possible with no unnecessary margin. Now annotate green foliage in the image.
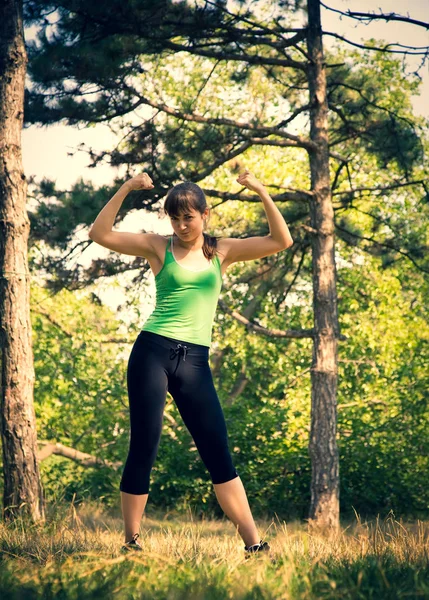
[24,186,429,520]
[30,282,133,506]
[334,246,429,517]
[18,2,429,521]
[326,46,424,176]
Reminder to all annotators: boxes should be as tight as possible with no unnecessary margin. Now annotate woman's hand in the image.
[125,172,155,191]
[236,169,265,194]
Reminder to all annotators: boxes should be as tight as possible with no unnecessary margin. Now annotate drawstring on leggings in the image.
[169,343,189,373]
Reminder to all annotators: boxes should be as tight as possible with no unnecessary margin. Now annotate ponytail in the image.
[202,232,220,261]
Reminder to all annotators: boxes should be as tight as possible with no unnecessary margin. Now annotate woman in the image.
[88,169,293,558]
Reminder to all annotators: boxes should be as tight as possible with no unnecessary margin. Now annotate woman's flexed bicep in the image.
[89,231,160,258]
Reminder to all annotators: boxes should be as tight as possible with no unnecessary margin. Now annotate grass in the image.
[0,499,428,599]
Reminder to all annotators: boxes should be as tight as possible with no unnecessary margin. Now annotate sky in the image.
[21,0,429,313]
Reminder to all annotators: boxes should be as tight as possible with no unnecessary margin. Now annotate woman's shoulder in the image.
[148,233,171,258]
[151,233,171,242]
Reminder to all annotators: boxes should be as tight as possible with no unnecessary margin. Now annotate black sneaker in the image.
[121,532,143,553]
[244,539,271,559]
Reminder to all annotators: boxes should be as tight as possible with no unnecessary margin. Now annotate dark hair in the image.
[164,182,220,261]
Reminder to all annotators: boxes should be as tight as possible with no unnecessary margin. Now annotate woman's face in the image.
[169,207,208,241]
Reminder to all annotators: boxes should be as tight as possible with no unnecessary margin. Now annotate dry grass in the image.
[0,498,428,599]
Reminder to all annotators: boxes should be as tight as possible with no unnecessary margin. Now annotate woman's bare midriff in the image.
[148,235,228,278]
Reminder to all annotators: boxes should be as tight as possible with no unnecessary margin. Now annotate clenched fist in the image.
[236,169,265,194]
[125,172,154,191]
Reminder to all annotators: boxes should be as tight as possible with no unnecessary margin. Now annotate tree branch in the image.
[226,363,250,406]
[334,224,429,273]
[203,0,304,41]
[163,40,308,70]
[323,31,429,56]
[243,135,347,161]
[218,298,316,339]
[135,94,315,149]
[332,179,426,197]
[279,242,309,309]
[37,440,122,470]
[202,187,312,204]
[320,3,429,30]
[32,307,135,344]
[328,81,420,133]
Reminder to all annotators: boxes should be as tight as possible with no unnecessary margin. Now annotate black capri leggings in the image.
[119,330,239,495]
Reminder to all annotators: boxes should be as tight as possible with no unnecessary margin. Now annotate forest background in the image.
[11,0,429,523]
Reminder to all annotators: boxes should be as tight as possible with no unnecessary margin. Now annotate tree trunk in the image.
[0,0,45,523]
[306,0,340,529]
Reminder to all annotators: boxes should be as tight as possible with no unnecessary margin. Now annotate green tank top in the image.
[141,236,223,347]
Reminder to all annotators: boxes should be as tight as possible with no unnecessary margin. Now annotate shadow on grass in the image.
[307,553,429,599]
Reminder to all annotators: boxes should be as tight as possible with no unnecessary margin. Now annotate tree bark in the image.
[306,0,340,529]
[37,441,123,470]
[0,0,45,523]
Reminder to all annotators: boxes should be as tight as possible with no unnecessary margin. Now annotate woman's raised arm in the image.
[88,173,159,257]
[219,170,293,266]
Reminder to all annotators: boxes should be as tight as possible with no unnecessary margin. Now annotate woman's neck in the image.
[173,233,205,251]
